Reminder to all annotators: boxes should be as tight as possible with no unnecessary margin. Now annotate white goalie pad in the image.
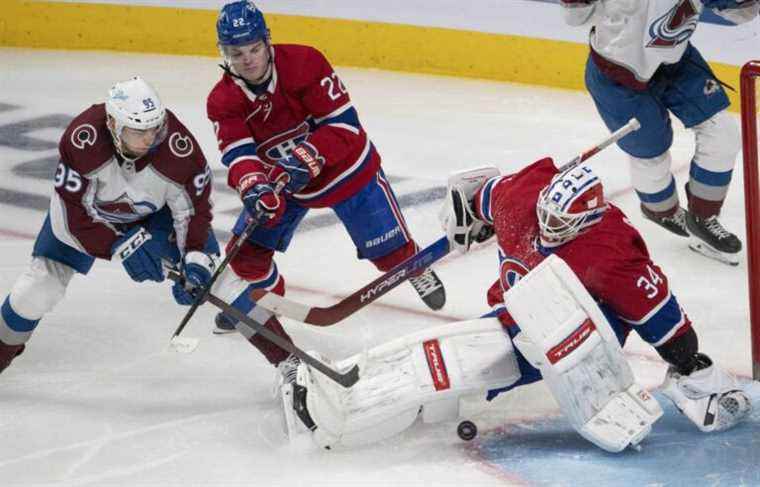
[504,254,663,452]
[439,166,500,253]
[292,318,521,449]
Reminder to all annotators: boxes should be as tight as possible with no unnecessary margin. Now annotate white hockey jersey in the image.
[561,0,760,89]
[51,104,213,259]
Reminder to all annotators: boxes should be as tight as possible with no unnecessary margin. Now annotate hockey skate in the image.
[661,353,751,432]
[685,213,742,266]
[212,312,238,334]
[409,268,446,310]
[640,205,689,237]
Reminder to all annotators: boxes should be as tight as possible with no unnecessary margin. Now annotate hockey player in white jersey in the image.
[561,0,760,265]
[0,77,220,373]
[281,165,751,452]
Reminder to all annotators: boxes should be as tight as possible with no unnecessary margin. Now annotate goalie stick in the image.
[250,236,451,326]
[250,118,641,326]
[166,271,360,388]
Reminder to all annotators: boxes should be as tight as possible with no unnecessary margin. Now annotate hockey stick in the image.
[166,271,360,387]
[250,236,451,326]
[169,182,285,351]
[557,118,641,172]
[249,119,641,327]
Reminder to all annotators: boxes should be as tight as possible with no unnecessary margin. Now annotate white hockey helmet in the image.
[536,165,607,247]
[105,76,167,158]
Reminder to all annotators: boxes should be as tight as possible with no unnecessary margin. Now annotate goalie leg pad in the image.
[661,355,752,433]
[504,254,663,452]
[292,319,521,449]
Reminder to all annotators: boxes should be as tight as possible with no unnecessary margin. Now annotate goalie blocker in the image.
[284,254,664,452]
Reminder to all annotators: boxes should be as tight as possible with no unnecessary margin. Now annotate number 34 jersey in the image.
[207,44,382,208]
[479,158,691,347]
[51,104,213,259]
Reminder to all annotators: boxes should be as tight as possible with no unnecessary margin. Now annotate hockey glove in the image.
[172,251,217,306]
[270,142,324,194]
[238,172,286,226]
[111,226,164,282]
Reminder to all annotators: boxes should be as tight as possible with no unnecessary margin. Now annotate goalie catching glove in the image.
[440,166,500,252]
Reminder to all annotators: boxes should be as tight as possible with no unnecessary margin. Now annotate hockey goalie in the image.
[282,160,751,452]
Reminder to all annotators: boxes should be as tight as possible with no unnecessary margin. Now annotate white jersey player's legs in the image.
[629,151,678,213]
[210,266,275,338]
[1,257,75,345]
[689,110,741,204]
[504,254,663,453]
[290,318,521,449]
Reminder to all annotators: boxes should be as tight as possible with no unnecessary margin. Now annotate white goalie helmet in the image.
[536,165,607,247]
[105,76,167,159]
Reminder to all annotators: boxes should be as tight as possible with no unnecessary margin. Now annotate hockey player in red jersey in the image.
[282,159,751,452]
[205,1,445,380]
[0,77,220,373]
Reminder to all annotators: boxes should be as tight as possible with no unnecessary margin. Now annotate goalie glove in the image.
[439,166,500,252]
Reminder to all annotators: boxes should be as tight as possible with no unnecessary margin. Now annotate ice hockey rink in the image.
[1,47,759,486]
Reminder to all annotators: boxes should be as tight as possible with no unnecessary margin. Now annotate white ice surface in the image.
[0,48,754,486]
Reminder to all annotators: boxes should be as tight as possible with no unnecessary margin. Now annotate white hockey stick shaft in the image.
[557,118,641,172]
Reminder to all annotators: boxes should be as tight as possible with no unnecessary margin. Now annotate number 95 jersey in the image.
[51,104,213,260]
[482,158,690,348]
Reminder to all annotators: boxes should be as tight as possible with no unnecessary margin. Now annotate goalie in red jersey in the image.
[205,1,445,385]
[281,159,751,453]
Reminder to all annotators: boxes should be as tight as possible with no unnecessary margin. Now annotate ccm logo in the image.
[546,319,596,364]
[360,269,407,303]
[423,339,450,391]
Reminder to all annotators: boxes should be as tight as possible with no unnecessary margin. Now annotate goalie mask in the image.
[536,165,607,247]
[105,76,167,161]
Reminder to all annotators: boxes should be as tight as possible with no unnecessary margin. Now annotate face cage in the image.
[111,116,168,161]
[536,201,597,246]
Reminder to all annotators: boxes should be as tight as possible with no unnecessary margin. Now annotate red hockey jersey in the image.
[477,158,690,347]
[51,104,213,259]
[207,44,381,208]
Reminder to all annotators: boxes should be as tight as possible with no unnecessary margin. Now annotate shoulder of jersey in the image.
[60,103,116,175]
[273,44,326,81]
[207,74,247,115]
[150,109,205,180]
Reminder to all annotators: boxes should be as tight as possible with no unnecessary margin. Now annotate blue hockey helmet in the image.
[217,1,270,47]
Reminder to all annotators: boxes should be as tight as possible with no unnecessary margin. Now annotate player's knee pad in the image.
[628,152,673,193]
[504,254,663,452]
[2,258,74,345]
[291,318,521,449]
[692,110,740,174]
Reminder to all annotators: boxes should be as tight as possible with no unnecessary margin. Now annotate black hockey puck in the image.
[457,420,477,441]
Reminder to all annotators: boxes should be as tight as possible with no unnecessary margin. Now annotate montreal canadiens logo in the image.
[499,257,530,292]
[169,132,194,158]
[647,0,699,48]
[71,124,97,150]
[259,122,310,163]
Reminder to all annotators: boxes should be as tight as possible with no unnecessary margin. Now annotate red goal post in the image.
[740,60,760,380]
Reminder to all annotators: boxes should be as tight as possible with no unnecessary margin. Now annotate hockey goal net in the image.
[741,60,760,380]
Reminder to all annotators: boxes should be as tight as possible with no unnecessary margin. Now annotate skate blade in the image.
[688,239,740,266]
